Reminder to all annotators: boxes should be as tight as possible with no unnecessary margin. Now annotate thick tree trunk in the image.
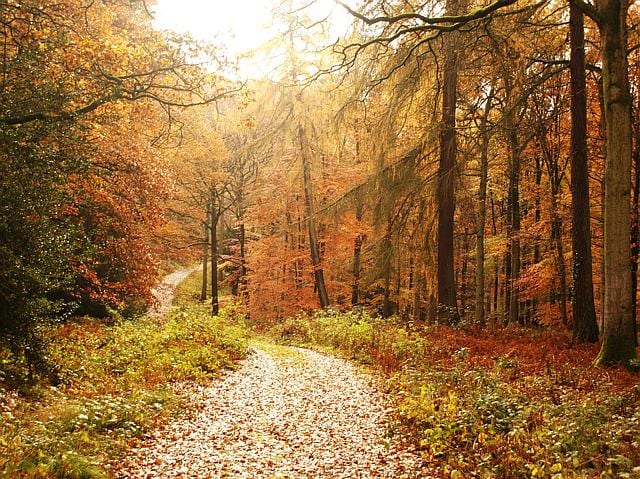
[436,0,460,323]
[299,125,330,309]
[595,0,637,365]
[632,127,640,345]
[570,3,599,342]
[201,204,210,301]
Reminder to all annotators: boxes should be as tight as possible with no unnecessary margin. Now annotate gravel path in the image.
[118,346,429,478]
[149,266,200,317]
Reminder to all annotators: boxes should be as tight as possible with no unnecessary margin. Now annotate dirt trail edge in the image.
[117,345,429,478]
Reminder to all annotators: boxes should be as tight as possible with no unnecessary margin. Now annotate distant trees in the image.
[238,0,637,364]
[3,0,639,372]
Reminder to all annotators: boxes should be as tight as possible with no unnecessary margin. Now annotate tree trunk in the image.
[436,0,460,323]
[239,222,248,302]
[632,120,640,346]
[210,198,220,316]
[570,3,599,342]
[201,204,210,302]
[595,0,637,365]
[352,200,364,306]
[382,222,394,318]
[550,192,569,326]
[299,125,330,309]
[475,90,494,326]
[505,93,521,325]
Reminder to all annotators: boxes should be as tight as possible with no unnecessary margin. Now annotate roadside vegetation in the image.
[266,310,640,478]
[0,270,249,478]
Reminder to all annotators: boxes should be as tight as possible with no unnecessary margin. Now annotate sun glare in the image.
[152,0,353,78]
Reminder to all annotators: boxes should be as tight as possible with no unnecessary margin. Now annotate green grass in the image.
[250,338,308,366]
[0,270,249,478]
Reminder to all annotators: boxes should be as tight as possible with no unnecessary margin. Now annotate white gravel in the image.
[118,346,430,478]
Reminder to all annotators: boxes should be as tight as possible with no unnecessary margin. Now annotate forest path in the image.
[149,265,201,317]
[117,342,428,478]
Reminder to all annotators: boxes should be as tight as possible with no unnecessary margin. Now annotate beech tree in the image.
[569,2,599,343]
[571,0,638,365]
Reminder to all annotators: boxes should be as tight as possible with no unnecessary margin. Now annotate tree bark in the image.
[437,0,460,323]
[595,0,637,365]
[352,199,364,305]
[505,91,521,325]
[299,125,330,309]
[632,120,640,346]
[475,90,494,326]
[570,3,599,342]
[239,222,248,302]
[201,203,210,302]
[210,195,220,316]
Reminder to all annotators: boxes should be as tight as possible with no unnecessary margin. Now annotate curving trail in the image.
[149,266,200,318]
[117,345,429,478]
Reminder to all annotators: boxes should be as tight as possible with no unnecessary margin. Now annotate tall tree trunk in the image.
[475,90,494,326]
[201,203,210,301]
[570,3,599,342]
[239,222,248,302]
[352,199,364,306]
[436,0,460,323]
[595,0,637,365]
[490,193,499,319]
[632,122,640,345]
[299,125,330,309]
[382,222,394,318]
[459,228,469,314]
[550,192,569,326]
[505,93,521,325]
[210,197,220,316]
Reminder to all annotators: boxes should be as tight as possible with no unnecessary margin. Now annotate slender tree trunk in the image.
[490,193,499,319]
[437,0,460,323]
[476,90,494,326]
[201,204,210,301]
[299,125,330,308]
[352,200,364,305]
[460,228,469,314]
[505,94,521,325]
[382,222,394,318]
[595,0,637,365]
[239,222,248,302]
[210,197,220,316]
[570,3,599,342]
[551,192,569,326]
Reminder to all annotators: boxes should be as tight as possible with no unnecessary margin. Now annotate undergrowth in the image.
[0,269,249,478]
[267,309,640,479]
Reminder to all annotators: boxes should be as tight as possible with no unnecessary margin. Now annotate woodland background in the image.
[2,0,640,370]
[2,0,640,477]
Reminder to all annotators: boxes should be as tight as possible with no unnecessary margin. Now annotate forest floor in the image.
[114,267,428,478]
[116,342,427,478]
[3,268,640,478]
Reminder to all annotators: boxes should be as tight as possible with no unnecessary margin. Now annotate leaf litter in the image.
[116,346,430,478]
